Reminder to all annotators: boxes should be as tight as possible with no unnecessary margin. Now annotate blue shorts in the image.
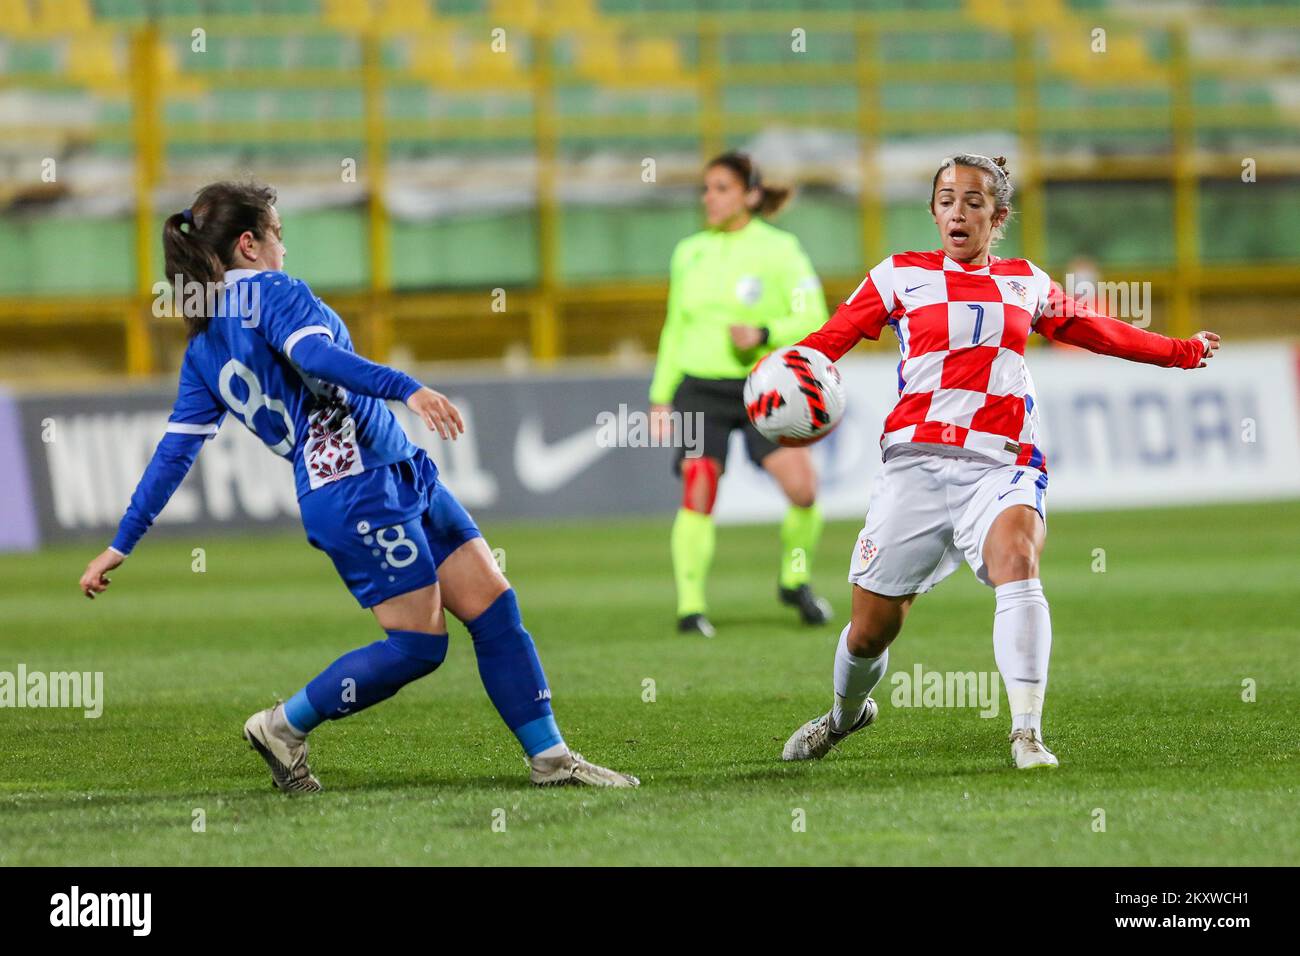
[298,450,482,608]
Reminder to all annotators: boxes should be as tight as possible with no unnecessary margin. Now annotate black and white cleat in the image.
[242,703,323,794]
[782,699,878,761]
[530,751,640,788]
[677,612,716,638]
[779,583,833,625]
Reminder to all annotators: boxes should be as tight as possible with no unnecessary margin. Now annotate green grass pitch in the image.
[1,501,1296,866]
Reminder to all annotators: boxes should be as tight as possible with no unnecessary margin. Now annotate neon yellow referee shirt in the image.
[649,217,830,406]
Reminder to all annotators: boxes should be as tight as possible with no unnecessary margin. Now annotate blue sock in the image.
[283,629,449,734]
[466,589,564,757]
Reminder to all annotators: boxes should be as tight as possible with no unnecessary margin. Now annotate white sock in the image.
[993,578,1052,737]
[831,624,889,732]
[533,742,569,760]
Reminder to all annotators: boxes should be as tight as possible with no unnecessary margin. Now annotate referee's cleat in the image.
[779,583,834,625]
[243,703,323,794]
[782,698,878,761]
[677,612,716,638]
[1010,728,1059,769]
[530,751,640,788]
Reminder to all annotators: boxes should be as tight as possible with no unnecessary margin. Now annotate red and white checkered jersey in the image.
[798,250,1206,473]
[815,250,1054,469]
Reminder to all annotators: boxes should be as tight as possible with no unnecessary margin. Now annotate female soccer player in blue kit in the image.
[78,181,638,791]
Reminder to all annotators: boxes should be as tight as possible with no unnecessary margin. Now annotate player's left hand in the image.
[1192,330,1221,368]
[729,324,765,350]
[80,548,125,600]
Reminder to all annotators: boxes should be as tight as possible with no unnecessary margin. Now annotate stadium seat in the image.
[374,0,437,30]
[323,0,374,29]
[0,0,36,34]
[37,0,94,31]
[65,32,123,85]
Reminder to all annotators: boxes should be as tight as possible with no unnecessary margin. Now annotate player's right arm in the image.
[256,276,464,439]
[796,257,896,360]
[81,350,226,598]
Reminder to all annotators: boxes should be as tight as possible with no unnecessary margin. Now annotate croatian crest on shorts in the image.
[859,536,878,565]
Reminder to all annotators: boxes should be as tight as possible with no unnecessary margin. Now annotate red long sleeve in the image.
[799,309,870,360]
[1036,282,1204,369]
[798,274,892,360]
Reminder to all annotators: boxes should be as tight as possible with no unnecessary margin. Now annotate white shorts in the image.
[849,447,1048,596]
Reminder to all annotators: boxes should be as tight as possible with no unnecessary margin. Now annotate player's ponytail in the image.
[708,150,793,218]
[162,180,278,337]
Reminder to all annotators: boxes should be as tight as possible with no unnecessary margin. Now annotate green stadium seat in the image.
[7,41,60,74]
[92,0,150,21]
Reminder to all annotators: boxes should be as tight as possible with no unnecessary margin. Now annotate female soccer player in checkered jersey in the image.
[77,181,638,790]
[781,155,1219,768]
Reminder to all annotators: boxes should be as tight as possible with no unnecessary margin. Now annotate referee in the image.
[650,151,834,637]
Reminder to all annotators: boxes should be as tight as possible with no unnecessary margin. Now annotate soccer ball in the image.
[743,346,846,447]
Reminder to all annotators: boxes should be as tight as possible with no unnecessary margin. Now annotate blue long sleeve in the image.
[110,431,207,555]
[111,348,224,556]
[289,333,423,402]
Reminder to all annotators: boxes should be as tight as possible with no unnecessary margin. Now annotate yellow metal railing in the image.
[128,26,161,377]
[1,11,1299,377]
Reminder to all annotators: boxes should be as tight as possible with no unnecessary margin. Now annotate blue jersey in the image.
[172,269,418,497]
[111,268,425,555]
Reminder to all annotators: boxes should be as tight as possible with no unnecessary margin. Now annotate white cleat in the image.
[530,751,640,788]
[243,703,323,793]
[782,698,878,761]
[1010,728,1059,769]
